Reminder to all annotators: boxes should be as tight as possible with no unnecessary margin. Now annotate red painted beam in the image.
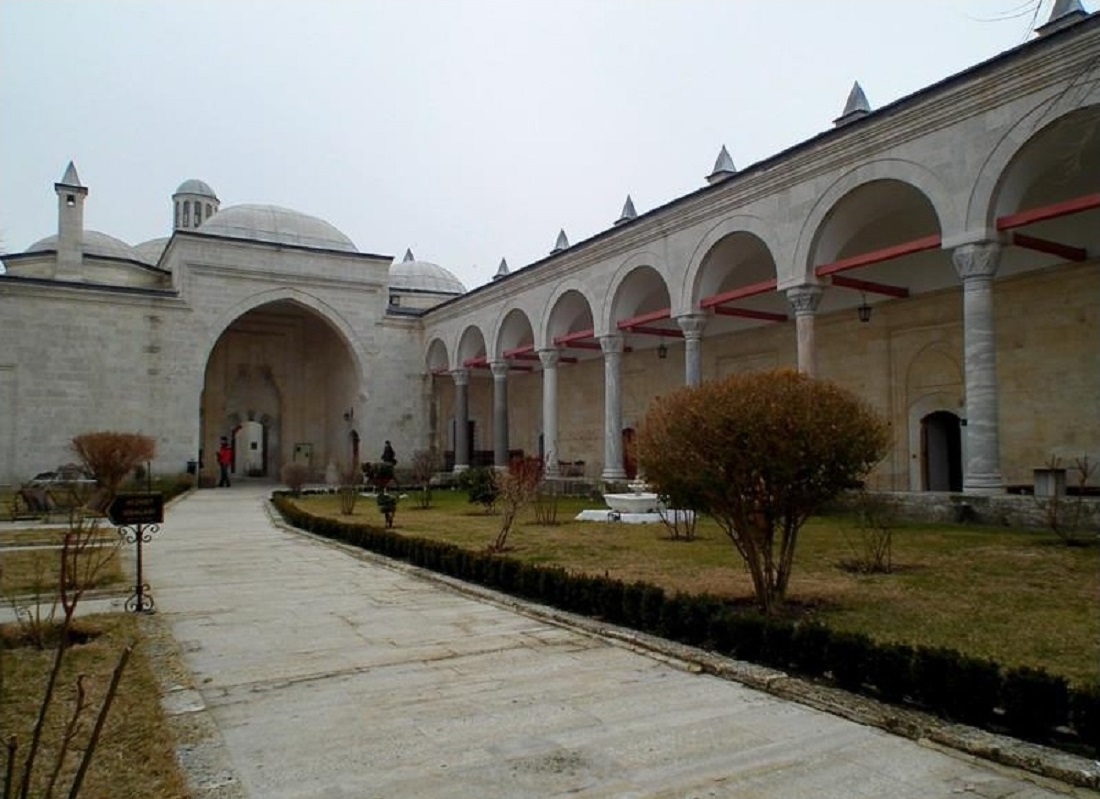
[503,344,535,358]
[830,274,910,298]
[997,193,1100,231]
[510,351,541,361]
[559,340,602,350]
[700,279,776,309]
[629,325,684,338]
[553,328,595,346]
[430,367,450,375]
[1011,232,1088,262]
[815,234,941,277]
[616,307,672,330]
[712,307,788,323]
[461,356,489,368]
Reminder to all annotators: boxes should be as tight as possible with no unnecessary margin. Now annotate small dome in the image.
[26,230,145,263]
[391,249,466,295]
[174,179,217,199]
[198,204,358,253]
[135,237,170,265]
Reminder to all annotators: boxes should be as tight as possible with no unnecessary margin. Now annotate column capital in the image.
[599,334,624,356]
[451,368,469,387]
[537,348,560,369]
[952,242,1001,281]
[676,313,708,341]
[490,360,509,380]
[785,284,823,315]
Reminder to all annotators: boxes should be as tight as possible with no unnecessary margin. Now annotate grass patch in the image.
[0,613,190,799]
[1,545,124,595]
[295,490,1100,687]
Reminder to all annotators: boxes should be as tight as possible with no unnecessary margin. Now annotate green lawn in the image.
[294,490,1100,687]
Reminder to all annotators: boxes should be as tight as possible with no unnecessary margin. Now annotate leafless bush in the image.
[489,458,542,552]
[409,448,439,509]
[280,462,310,496]
[841,490,898,573]
[337,462,361,515]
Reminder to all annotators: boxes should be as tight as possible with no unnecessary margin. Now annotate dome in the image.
[197,204,358,253]
[26,230,145,263]
[174,179,217,199]
[135,237,170,265]
[390,249,466,295]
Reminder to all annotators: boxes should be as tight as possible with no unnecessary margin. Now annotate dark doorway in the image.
[921,411,962,491]
[622,427,637,480]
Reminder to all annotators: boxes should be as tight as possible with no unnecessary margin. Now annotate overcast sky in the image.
[0,0,1083,289]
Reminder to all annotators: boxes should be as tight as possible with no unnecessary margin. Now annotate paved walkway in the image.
[147,486,1078,799]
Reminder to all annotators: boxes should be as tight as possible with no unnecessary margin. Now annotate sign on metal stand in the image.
[107,493,164,613]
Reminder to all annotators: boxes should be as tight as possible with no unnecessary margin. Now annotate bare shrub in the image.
[490,457,543,552]
[409,448,439,509]
[337,462,361,515]
[841,491,898,573]
[532,472,561,526]
[280,462,310,496]
[70,431,156,510]
[1037,455,1098,546]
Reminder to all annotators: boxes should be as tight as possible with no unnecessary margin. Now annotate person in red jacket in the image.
[217,437,233,487]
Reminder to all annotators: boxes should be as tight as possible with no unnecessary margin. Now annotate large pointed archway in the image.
[201,299,361,484]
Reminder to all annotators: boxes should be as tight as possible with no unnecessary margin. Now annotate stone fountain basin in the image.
[603,493,663,514]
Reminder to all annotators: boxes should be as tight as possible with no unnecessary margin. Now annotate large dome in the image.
[26,230,145,263]
[390,249,466,295]
[134,237,170,265]
[198,204,358,253]
[174,179,217,199]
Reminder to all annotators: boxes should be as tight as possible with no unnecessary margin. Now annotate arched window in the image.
[182,201,190,227]
[174,201,180,228]
[194,200,203,225]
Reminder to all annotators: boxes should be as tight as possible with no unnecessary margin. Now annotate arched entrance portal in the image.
[201,300,360,484]
[921,411,962,492]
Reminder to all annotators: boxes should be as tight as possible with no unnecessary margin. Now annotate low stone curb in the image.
[268,502,1100,793]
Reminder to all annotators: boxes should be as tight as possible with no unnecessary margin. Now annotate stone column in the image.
[452,369,470,473]
[786,285,823,376]
[490,360,510,469]
[538,348,560,476]
[676,314,707,387]
[600,335,627,481]
[952,242,1004,494]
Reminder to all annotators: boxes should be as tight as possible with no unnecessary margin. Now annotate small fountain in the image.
[575,475,694,524]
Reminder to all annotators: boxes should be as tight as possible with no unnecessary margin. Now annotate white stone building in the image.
[2,3,1097,493]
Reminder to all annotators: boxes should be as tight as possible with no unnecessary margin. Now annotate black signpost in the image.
[107,493,164,613]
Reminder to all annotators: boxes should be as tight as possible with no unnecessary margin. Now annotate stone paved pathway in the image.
[145,486,1080,798]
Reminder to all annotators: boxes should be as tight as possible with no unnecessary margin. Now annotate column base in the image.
[601,468,627,481]
[963,473,1004,494]
[452,464,470,474]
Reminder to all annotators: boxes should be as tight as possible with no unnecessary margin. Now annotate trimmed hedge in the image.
[272,494,1098,756]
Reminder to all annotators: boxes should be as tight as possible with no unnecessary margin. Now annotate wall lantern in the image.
[657,341,669,360]
[857,294,872,324]
[343,408,355,422]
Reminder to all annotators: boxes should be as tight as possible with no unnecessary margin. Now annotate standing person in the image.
[217,437,233,487]
[381,440,397,466]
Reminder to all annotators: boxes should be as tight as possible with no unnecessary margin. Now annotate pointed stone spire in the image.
[615,195,637,226]
[1036,0,1088,36]
[834,82,871,127]
[493,257,510,280]
[58,161,83,188]
[706,146,736,185]
[551,229,569,254]
[403,248,415,262]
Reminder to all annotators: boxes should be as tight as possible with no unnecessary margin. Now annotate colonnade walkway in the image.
[147,486,1072,798]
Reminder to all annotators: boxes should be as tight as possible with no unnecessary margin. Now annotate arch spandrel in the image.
[683,216,783,310]
[539,279,598,348]
[492,307,536,359]
[969,99,1100,234]
[600,253,674,334]
[792,159,955,285]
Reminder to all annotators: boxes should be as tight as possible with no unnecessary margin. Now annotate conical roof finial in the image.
[834,81,871,127]
[493,257,510,280]
[706,146,736,185]
[615,195,637,226]
[551,229,569,254]
[1036,0,1087,35]
[403,248,415,263]
[58,161,83,188]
